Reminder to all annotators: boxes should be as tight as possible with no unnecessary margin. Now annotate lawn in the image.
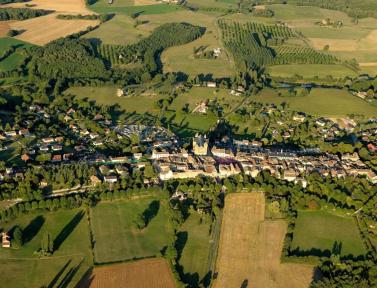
[291,210,367,258]
[267,64,357,79]
[89,195,174,263]
[0,209,92,288]
[254,88,377,117]
[178,213,212,285]
[64,85,161,115]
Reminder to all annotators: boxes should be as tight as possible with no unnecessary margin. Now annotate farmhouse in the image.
[2,232,10,248]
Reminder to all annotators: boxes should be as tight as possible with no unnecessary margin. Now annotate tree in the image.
[12,226,23,248]
[40,231,54,255]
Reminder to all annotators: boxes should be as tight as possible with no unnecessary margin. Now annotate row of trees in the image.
[0,8,50,20]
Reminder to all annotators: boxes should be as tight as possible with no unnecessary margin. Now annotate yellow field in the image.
[3,0,99,45]
[134,0,158,5]
[2,0,93,14]
[9,14,99,45]
[0,21,10,37]
[309,38,358,51]
[215,193,314,288]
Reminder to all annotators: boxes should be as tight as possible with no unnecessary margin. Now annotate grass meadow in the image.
[255,88,377,117]
[178,213,212,285]
[0,37,34,72]
[267,64,357,79]
[291,210,367,258]
[89,195,173,263]
[0,209,92,288]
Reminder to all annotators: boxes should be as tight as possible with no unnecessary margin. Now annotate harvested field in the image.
[0,21,10,37]
[309,38,358,52]
[134,0,158,5]
[9,14,99,45]
[215,193,314,288]
[81,258,176,288]
[2,0,93,14]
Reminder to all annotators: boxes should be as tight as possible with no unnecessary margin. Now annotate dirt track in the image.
[215,193,314,288]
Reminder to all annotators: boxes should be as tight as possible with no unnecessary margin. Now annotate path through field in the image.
[214,193,314,288]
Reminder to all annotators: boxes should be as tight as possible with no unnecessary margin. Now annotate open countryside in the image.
[1,0,377,287]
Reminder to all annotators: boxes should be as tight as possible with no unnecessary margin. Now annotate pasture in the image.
[89,196,173,263]
[214,193,313,288]
[255,88,377,117]
[178,213,212,285]
[65,85,161,115]
[89,0,182,15]
[79,258,176,288]
[0,209,92,288]
[267,64,357,79]
[291,210,367,258]
[0,38,34,72]
[83,14,150,45]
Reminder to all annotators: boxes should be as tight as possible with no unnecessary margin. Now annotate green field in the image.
[267,64,357,79]
[178,213,212,285]
[83,14,150,45]
[90,1,182,15]
[0,209,92,288]
[291,210,367,258]
[90,195,174,263]
[64,85,161,114]
[255,88,377,117]
[0,38,34,72]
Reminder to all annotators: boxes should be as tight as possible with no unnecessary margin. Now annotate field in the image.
[2,0,99,45]
[0,38,35,72]
[0,21,10,37]
[267,64,357,79]
[89,195,173,263]
[0,209,92,288]
[255,88,377,117]
[83,14,150,46]
[65,85,161,115]
[214,193,314,288]
[79,258,176,288]
[158,11,235,78]
[89,0,183,15]
[265,4,377,74]
[178,213,212,285]
[291,210,367,258]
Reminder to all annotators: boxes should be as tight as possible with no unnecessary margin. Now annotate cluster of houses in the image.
[152,134,377,184]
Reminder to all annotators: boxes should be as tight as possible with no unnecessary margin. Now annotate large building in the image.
[192,134,209,156]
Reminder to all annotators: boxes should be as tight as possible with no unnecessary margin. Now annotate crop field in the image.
[2,0,93,14]
[89,196,173,263]
[291,210,367,258]
[79,258,176,288]
[0,21,10,37]
[9,14,99,46]
[265,4,377,74]
[2,0,99,45]
[214,193,313,288]
[255,88,377,117]
[267,64,357,79]
[0,209,92,288]
[178,213,212,285]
